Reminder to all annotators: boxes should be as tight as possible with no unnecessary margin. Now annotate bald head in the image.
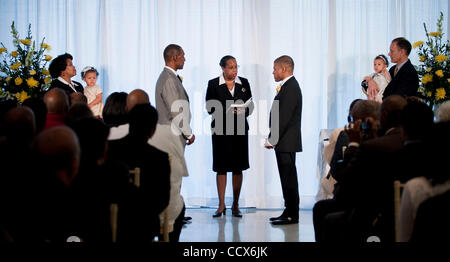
[33,126,80,186]
[350,100,380,121]
[380,95,407,130]
[126,89,150,112]
[4,106,36,141]
[44,88,69,114]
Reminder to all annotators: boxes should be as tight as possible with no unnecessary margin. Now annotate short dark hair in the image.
[392,37,412,56]
[49,53,73,78]
[219,55,236,67]
[274,55,294,71]
[163,44,182,62]
[128,104,158,138]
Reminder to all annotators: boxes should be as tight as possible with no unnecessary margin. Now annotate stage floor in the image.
[179,208,315,242]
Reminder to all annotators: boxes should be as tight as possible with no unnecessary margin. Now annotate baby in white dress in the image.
[362,54,391,103]
[81,66,104,118]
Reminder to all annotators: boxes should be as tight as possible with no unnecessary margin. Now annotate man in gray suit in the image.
[155,44,195,147]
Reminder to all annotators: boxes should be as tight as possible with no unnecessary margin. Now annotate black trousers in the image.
[275,151,299,218]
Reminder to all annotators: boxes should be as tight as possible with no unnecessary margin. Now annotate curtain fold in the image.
[1,0,448,209]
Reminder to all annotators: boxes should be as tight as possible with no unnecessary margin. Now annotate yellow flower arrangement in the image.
[415,12,450,107]
[0,22,52,103]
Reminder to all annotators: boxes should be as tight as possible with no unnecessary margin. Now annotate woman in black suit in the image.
[48,53,83,96]
[206,56,253,218]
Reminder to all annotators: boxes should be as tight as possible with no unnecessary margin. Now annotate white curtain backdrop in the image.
[1,0,448,209]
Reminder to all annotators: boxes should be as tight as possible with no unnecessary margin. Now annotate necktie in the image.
[177,75,183,83]
[394,66,399,77]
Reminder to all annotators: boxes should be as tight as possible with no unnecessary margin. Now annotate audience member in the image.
[29,126,80,242]
[399,122,450,242]
[103,92,129,140]
[66,102,95,126]
[108,104,171,242]
[126,89,150,112]
[70,92,88,105]
[43,88,69,130]
[435,100,450,123]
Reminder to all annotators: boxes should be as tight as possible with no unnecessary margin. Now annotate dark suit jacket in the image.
[383,59,419,99]
[107,136,170,241]
[205,76,253,134]
[49,78,84,96]
[268,76,302,152]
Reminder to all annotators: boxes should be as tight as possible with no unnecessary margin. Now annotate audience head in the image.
[273,55,294,82]
[163,44,185,70]
[126,89,150,112]
[401,99,434,141]
[0,99,18,136]
[389,37,412,64]
[426,122,450,185]
[70,92,88,105]
[70,117,109,165]
[22,98,47,134]
[347,99,362,122]
[44,88,69,114]
[66,102,94,126]
[3,106,36,144]
[380,95,407,131]
[350,99,380,121]
[128,104,158,140]
[32,126,80,187]
[48,53,76,79]
[103,92,128,127]
[436,100,450,123]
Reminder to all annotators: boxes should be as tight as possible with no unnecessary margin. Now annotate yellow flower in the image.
[435,88,446,100]
[29,69,36,75]
[276,85,281,93]
[426,91,432,97]
[421,74,433,84]
[15,91,30,103]
[41,43,51,50]
[10,62,22,70]
[413,41,424,48]
[435,54,448,63]
[26,77,39,88]
[435,70,444,78]
[42,68,50,76]
[15,77,23,85]
[0,47,7,54]
[44,77,52,84]
[428,31,442,37]
[448,78,450,83]
[6,76,11,82]
[419,56,426,62]
[19,39,31,46]
[426,67,432,72]
[44,55,52,61]
[11,51,18,57]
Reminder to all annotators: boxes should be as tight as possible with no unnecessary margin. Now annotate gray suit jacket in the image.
[155,67,193,146]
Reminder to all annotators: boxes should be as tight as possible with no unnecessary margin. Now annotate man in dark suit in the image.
[374,37,419,99]
[265,55,302,225]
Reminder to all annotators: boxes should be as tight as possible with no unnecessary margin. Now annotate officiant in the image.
[205,55,254,218]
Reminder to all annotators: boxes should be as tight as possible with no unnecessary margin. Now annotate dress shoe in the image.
[183,216,192,221]
[269,211,288,221]
[271,217,298,225]
[232,209,242,218]
[212,209,226,218]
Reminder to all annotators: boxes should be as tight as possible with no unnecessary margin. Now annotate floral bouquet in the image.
[0,22,52,104]
[414,12,450,108]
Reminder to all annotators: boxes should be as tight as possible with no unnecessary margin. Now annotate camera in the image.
[361,80,368,91]
[361,119,371,133]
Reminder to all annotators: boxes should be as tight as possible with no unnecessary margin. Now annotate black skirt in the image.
[211,133,249,173]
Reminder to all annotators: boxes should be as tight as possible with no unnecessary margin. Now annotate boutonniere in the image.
[242,87,246,92]
[179,76,183,82]
[276,85,281,93]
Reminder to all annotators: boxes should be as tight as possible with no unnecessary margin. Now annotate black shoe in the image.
[232,210,242,218]
[183,216,192,221]
[213,209,226,218]
[269,211,288,221]
[271,217,298,225]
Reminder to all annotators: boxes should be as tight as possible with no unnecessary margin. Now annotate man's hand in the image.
[187,134,195,145]
[367,80,379,100]
[264,139,273,149]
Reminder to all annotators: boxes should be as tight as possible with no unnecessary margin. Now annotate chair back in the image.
[394,180,405,242]
[110,203,119,243]
[129,167,141,188]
